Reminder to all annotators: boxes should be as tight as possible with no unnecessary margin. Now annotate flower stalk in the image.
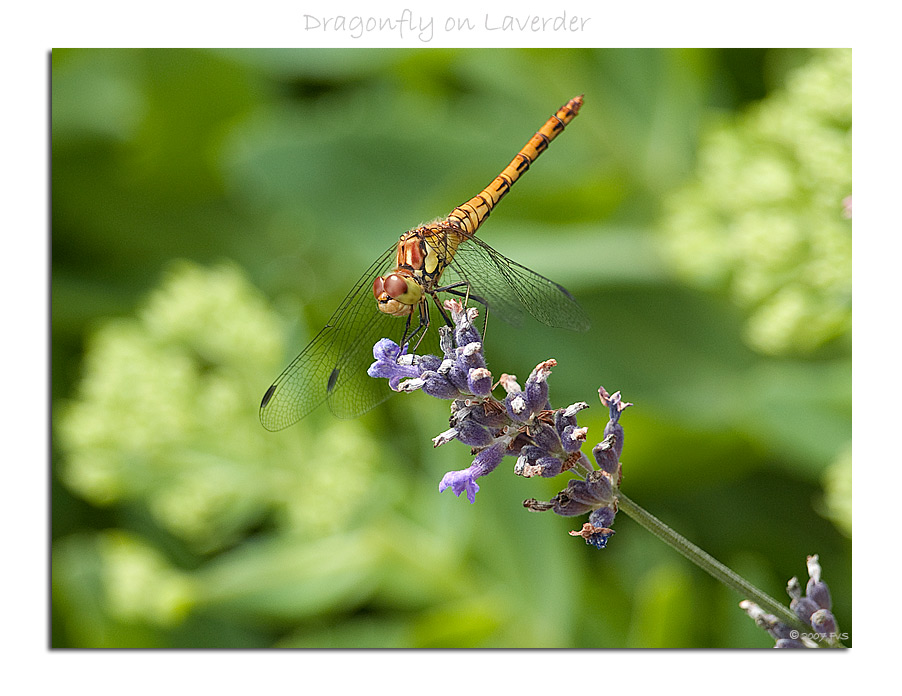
[614,492,810,636]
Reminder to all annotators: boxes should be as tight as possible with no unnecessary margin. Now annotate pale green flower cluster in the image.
[661,49,851,355]
[58,262,385,554]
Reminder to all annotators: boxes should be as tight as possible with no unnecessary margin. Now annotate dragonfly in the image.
[260,95,589,431]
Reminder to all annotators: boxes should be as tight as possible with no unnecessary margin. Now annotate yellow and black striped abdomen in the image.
[446,95,583,236]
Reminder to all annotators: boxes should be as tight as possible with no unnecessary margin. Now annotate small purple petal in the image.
[438,442,506,503]
[439,469,480,504]
[368,339,423,389]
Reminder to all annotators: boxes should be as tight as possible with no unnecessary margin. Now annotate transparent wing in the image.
[260,244,403,430]
[445,235,590,331]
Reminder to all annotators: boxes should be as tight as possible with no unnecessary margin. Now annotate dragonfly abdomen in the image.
[446,95,583,235]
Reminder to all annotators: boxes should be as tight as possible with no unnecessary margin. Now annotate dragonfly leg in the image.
[398,301,431,354]
[430,292,454,328]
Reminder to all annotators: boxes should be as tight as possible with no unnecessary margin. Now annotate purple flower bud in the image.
[790,596,820,626]
[445,364,470,392]
[532,422,562,453]
[514,445,550,477]
[806,578,832,611]
[554,401,588,432]
[592,435,620,475]
[537,456,562,478]
[420,372,462,400]
[562,479,599,506]
[598,386,633,420]
[417,354,443,372]
[454,419,494,447]
[602,422,624,460]
[552,494,595,517]
[585,469,615,504]
[456,342,486,371]
[521,445,546,461]
[560,425,587,452]
[525,359,555,412]
[471,442,506,476]
[505,391,531,422]
[805,555,832,610]
[448,301,481,347]
[564,471,614,507]
[467,368,493,397]
[810,609,837,639]
[589,506,616,528]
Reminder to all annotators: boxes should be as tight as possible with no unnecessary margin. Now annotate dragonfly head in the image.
[373,272,423,317]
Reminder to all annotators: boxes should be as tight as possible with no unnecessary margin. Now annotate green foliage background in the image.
[51,48,851,648]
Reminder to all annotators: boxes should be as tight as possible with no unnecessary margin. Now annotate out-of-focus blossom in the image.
[661,49,851,355]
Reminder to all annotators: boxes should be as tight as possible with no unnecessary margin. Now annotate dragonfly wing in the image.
[446,235,590,332]
[260,244,401,430]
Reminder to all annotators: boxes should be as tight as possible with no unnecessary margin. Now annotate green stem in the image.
[615,491,810,636]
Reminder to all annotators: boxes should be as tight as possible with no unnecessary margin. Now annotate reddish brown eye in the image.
[372,276,385,298]
[383,274,408,298]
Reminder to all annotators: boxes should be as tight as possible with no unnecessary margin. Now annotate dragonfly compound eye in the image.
[383,274,410,299]
[372,276,385,299]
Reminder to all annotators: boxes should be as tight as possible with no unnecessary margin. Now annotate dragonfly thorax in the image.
[373,271,423,317]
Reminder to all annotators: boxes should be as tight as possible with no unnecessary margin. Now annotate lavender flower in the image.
[366,339,434,389]
[740,555,845,648]
[368,298,629,546]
